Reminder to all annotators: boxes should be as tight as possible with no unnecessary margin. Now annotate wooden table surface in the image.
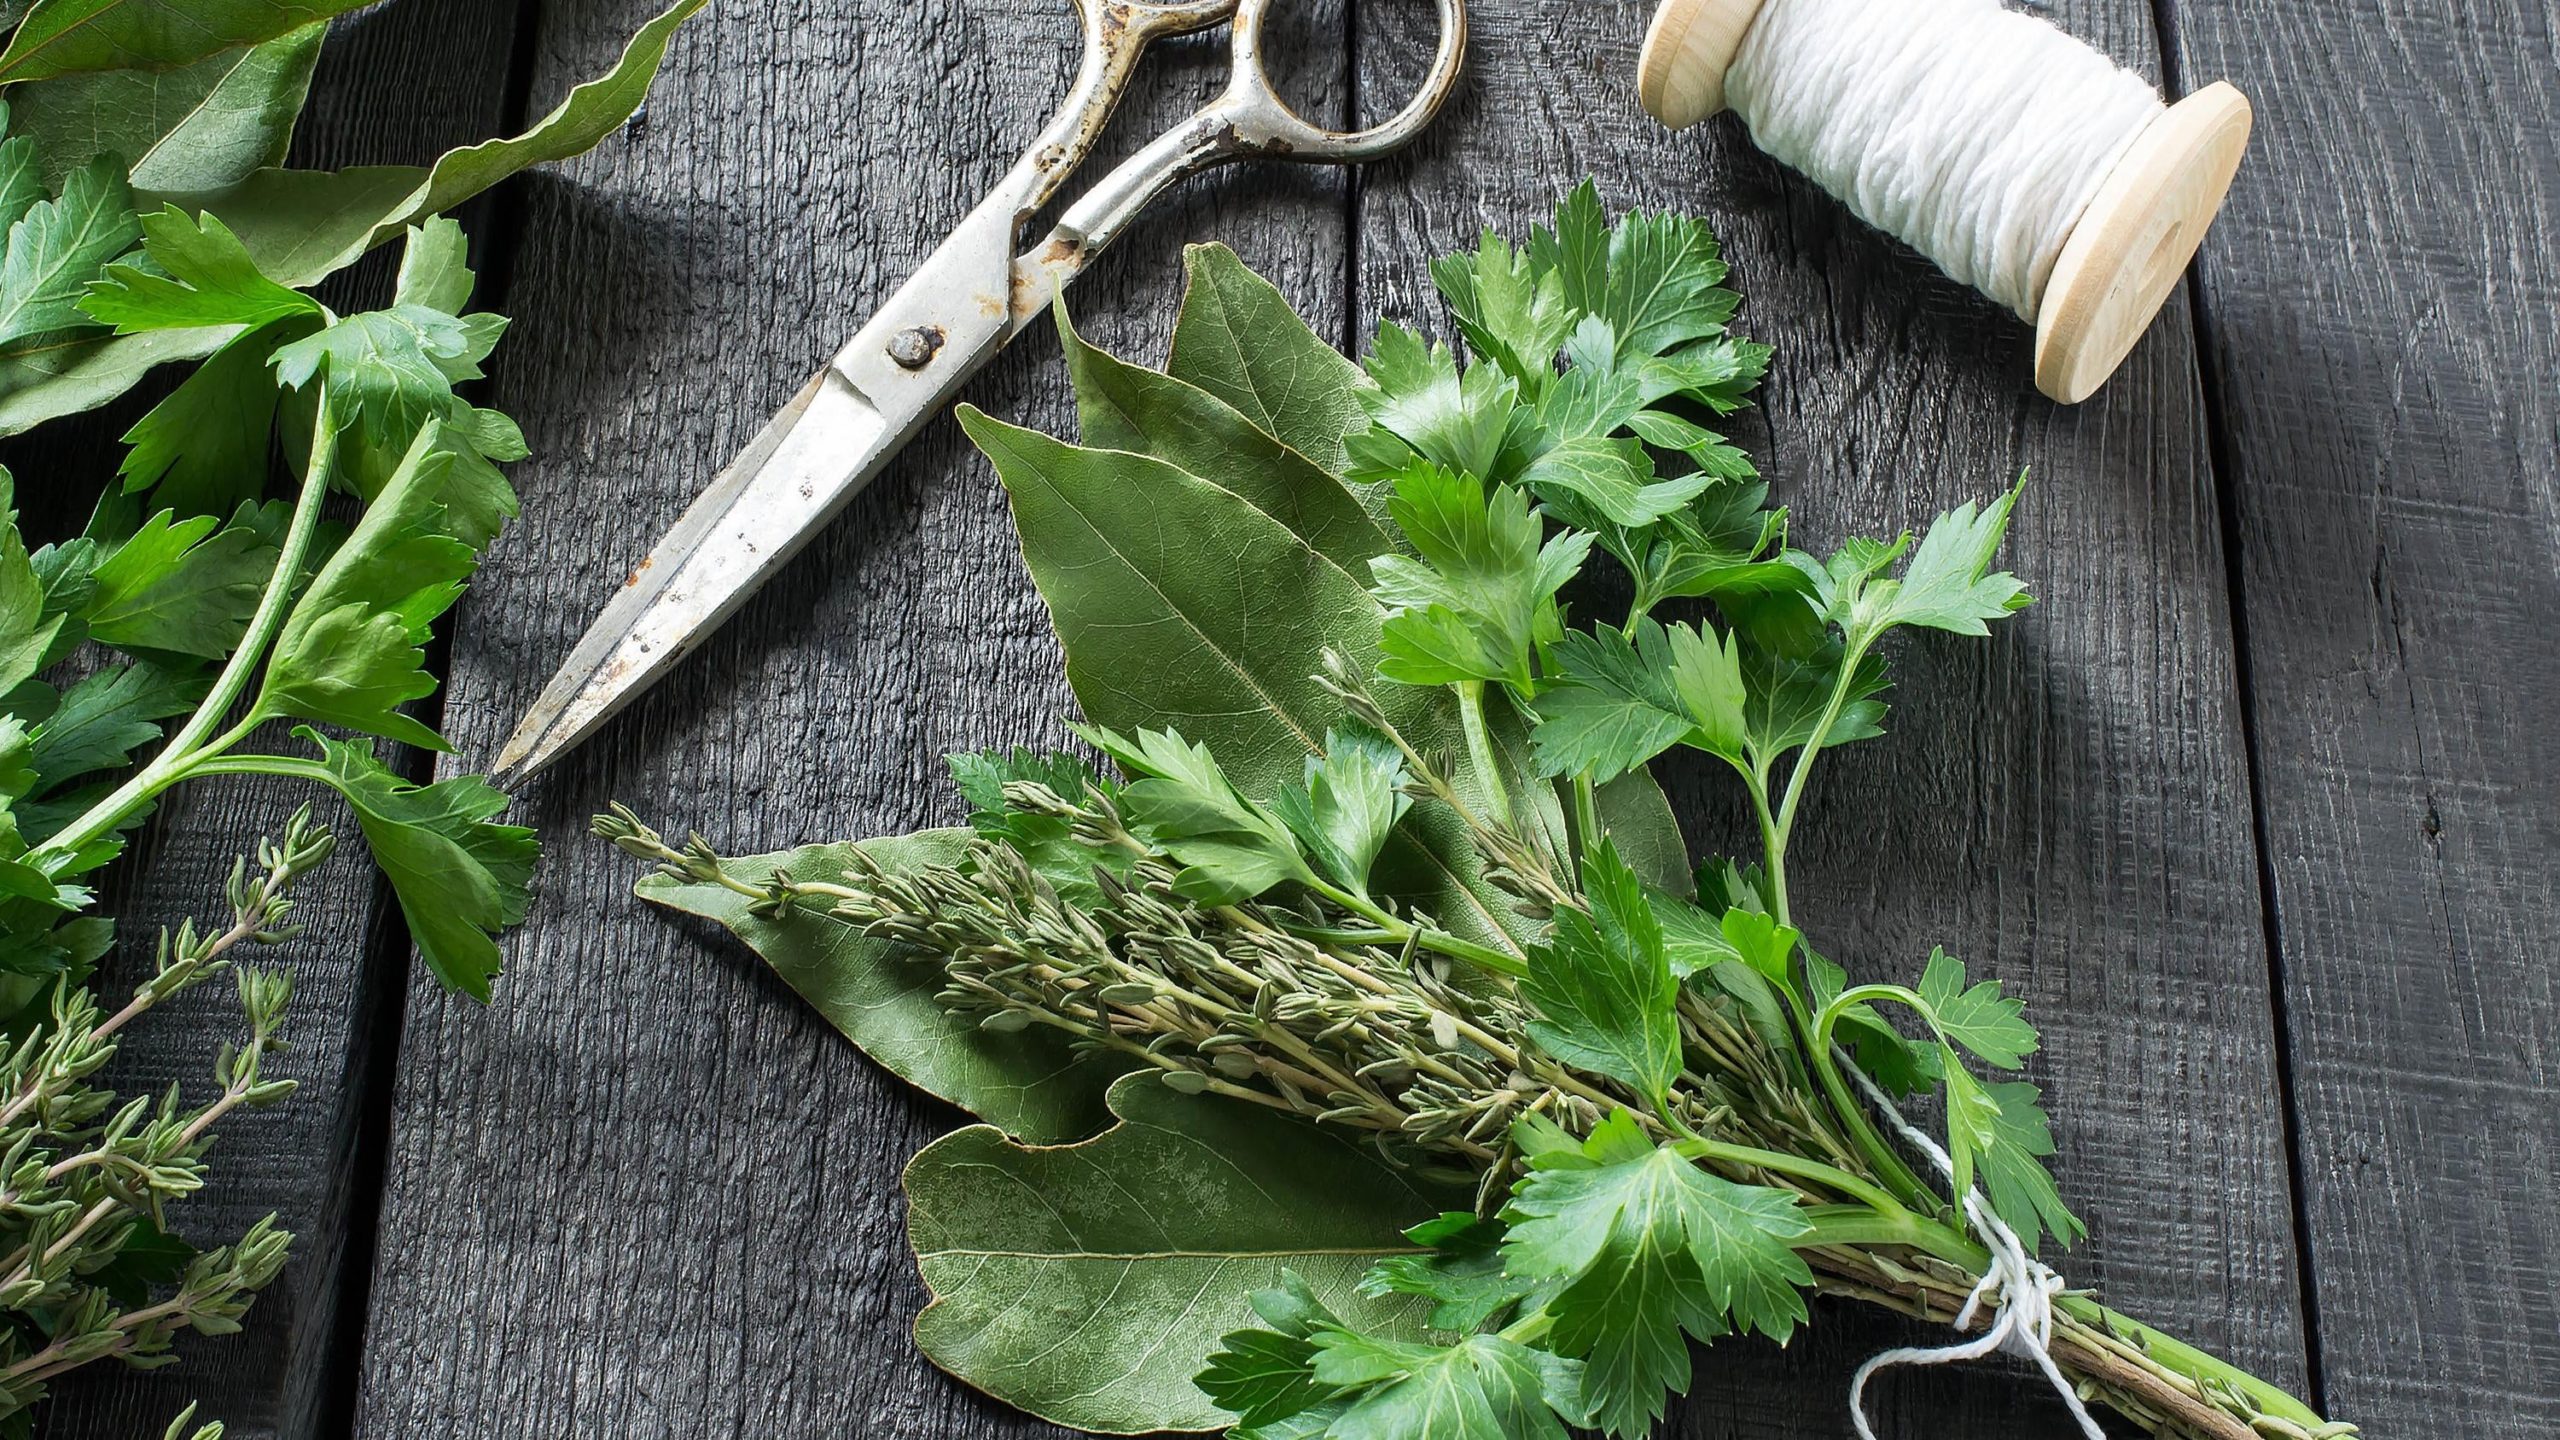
[16,0,2554,1435]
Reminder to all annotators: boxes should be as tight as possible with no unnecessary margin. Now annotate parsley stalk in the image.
[25,384,341,869]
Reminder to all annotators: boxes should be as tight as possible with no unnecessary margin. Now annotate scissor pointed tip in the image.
[490,712,564,790]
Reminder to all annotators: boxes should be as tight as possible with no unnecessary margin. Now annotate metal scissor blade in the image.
[494,367,894,783]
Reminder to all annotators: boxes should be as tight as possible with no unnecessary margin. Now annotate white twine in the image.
[1840,1056,2105,1440]
[1723,0,2165,320]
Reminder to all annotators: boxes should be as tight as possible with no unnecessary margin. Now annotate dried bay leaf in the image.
[904,1071,1458,1433]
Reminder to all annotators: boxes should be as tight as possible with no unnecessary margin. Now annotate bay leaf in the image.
[960,405,1521,947]
[8,22,324,189]
[1595,770,1691,896]
[1166,242,1368,474]
[0,0,705,434]
[0,0,361,85]
[1058,299,1387,575]
[905,1071,1457,1434]
[635,828,1132,1144]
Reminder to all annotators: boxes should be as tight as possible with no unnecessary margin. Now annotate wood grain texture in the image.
[1356,0,2309,1433]
[0,7,523,1439]
[2168,0,2560,1432]
[347,0,1349,1432]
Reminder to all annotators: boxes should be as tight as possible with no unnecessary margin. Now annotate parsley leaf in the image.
[1351,323,1521,485]
[294,728,535,1000]
[1357,1212,1535,1335]
[84,503,279,659]
[0,471,61,695]
[1502,1111,1813,1436]
[1521,839,1679,1105]
[0,154,136,351]
[1075,722,1316,904]
[253,425,479,751]
[1809,481,2034,648]
[1430,232,1573,396]
[1942,1063,2082,1252]
[1369,462,1588,693]
[1917,947,2038,1070]
[1529,184,1738,361]
[78,206,320,334]
[1528,618,1746,783]
[1270,725,1410,899]
[1307,1329,1586,1440]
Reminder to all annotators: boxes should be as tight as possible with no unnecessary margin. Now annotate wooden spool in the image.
[1635,0,2252,404]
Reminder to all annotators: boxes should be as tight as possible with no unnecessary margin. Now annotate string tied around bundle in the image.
[1637,0,2253,404]
[1840,1057,2106,1440]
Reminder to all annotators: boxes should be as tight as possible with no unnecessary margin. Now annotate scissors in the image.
[494,0,1467,783]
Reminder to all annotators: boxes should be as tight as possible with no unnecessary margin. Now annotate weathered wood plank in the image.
[2,8,524,1439]
[2168,0,2560,1432]
[1357,0,2310,1432]
[348,0,1350,1432]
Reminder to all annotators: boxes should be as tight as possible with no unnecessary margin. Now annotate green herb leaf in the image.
[1270,725,1410,899]
[270,303,498,445]
[1529,619,1744,783]
[4,24,324,190]
[1815,481,2033,647]
[0,471,62,696]
[79,206,319,334]
[291,727,534,1000]
[1941,1061,2081,1251]
[1305,1329,1587,1440]
[1370,463,1587,693]
[1356,1211,1534,1335]
[23,660,201,806]
[0,154,137,350]
[111,317,310,518]
[1166,242,1367,473]
[83,503,277,659]
[1077,722,1318,904]
[254,425,480,750]
[1916,947,2037,1070]
[1429,230,1573,394]
[1353,322,1520,485]
[1528,181,1739,362]
[1521,840,1679,1105]
[906,1071,1461,1433]
[1502,1111,1814,1437]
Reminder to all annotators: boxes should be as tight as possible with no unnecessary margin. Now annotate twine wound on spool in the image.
[1636,0,2251,402]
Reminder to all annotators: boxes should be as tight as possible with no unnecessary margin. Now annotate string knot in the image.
[1841,1060,2102,1440]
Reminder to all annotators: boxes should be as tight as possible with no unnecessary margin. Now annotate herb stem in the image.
[1305,880,1529,980]
[28,386,340,869]
[1454,681,1512,830]
[1670,1136,1908,1217]
[1570,771,1600,865]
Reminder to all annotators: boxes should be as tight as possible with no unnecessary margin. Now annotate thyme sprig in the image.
[0,811,330,1423]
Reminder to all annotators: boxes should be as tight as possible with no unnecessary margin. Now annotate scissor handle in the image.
[1220,0,1468,161]
[1020,0,1467,311]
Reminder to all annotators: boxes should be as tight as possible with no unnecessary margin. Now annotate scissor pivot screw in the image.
[888,325,947,369]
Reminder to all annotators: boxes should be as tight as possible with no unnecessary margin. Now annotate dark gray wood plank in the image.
[2167,1,2560,1433]
[1358,0,2311,1433]
[2,8,525,1439]
[348,0,1350,1432]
